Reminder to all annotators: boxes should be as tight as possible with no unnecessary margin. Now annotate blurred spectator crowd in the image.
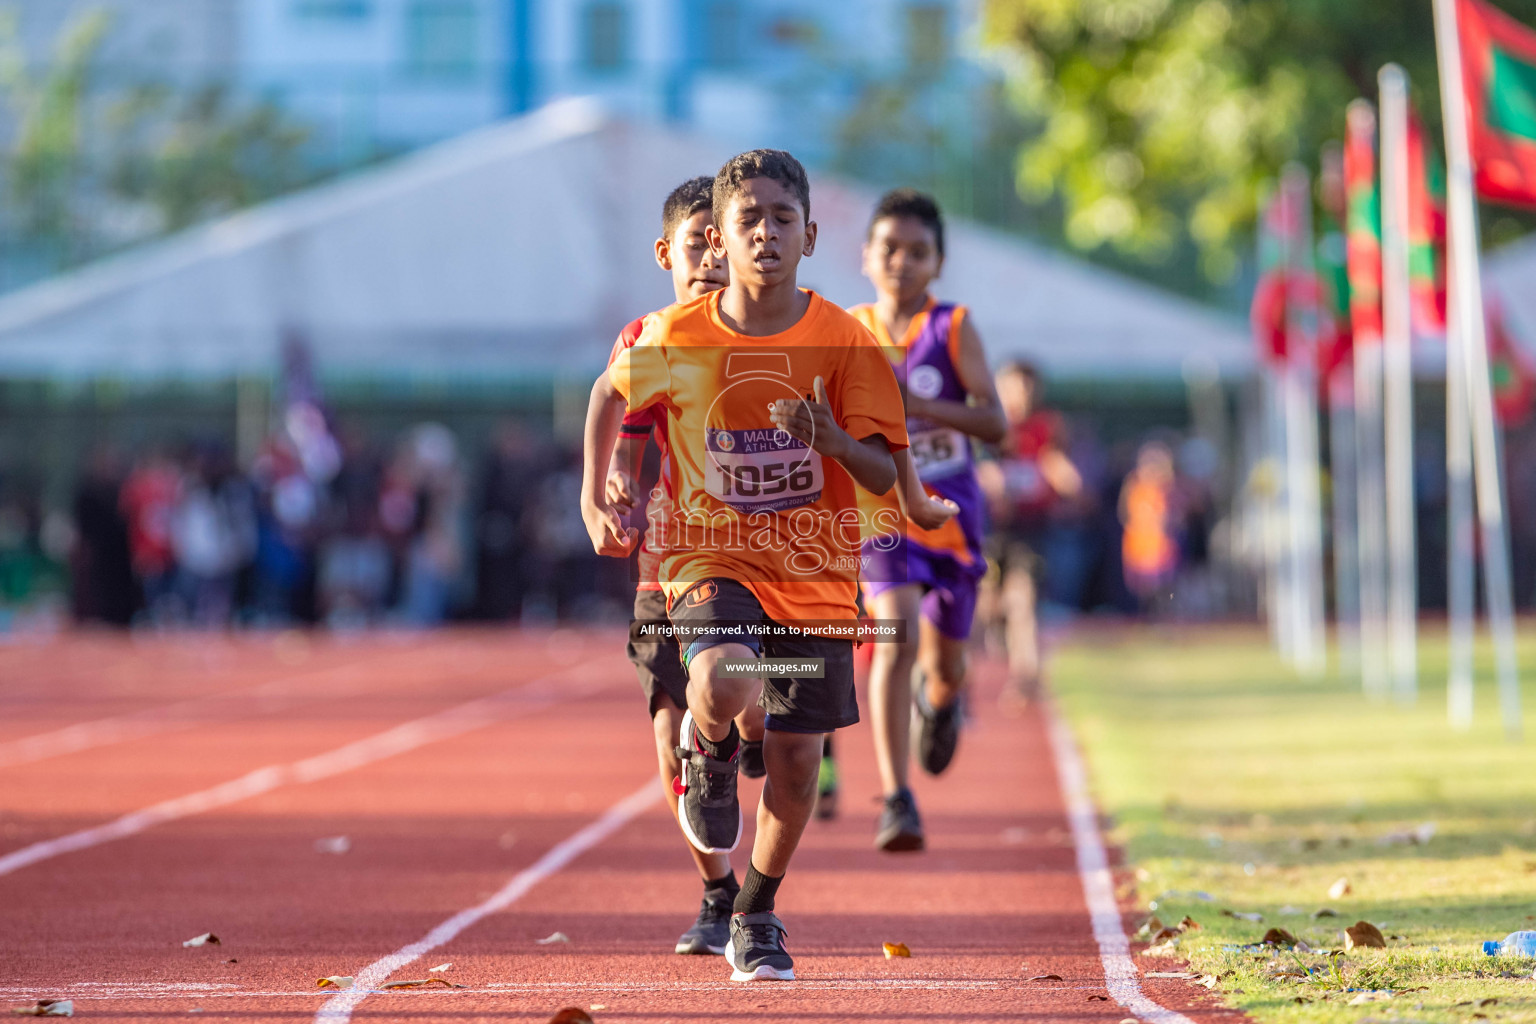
[0,416,633,631]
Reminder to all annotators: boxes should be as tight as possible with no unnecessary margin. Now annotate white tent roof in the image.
[0,98,1250,383]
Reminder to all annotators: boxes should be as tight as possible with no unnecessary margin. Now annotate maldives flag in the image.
[1487,301,1536,424]
[1407,109,1449,335]
[1316,144,1354,380]
[1344,102,1383,346]
[1458,0,1536,207]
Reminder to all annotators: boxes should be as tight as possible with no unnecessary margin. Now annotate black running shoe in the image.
[674,710,742,854]
[726,911,794,981]
[915,687,963,776]
[875,786,925,852]
[675,887,734,955]
[739,739,766,779]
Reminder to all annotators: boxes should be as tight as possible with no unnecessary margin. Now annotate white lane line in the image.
[0,662,372,770]
[0,660,608,879]
[0,980,1018,1000]
[314,781,662,1023]
[1044,701,1201,1024]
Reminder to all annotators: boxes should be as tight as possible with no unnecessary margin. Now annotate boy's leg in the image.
[913,574,979,775]
[669,579,768,855]
[727,634,857,982]
[1001,541,1042,706]
[628,587,738,953]
[866,583,925,851]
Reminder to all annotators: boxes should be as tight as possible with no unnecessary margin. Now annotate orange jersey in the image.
[849,301,977,567]
[608,289,909,624]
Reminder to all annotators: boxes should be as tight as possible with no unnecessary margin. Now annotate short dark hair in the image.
[998,359,1039,385]
[661,176,715,241]
[869,188,945,259]
[712,149,811,227]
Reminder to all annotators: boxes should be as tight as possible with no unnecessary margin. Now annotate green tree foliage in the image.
[982,0,1536,282]
[0,8,313,281]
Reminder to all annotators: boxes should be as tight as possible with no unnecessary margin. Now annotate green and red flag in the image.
[1406,108,1449,336]
[1344,101,1384,346]
[1317,143,1354,381]
[1251,189,1297,366]
[1458,0,1536,207]
[1486,301,1536,424]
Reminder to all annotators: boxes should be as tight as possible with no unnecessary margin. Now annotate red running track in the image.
[0,628,1248,1023]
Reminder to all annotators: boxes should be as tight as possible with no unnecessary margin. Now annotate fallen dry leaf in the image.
[1198,974,1220,989]
[1344,921,1387,950]
[1142,940,1180,957]
[1178,916,1201,932]
[1312,907,1338,919]
[1144,971,1199,979]
[380,978,464,990]
[589,1006,606,1012]
[1133,915,1164,941]
[1328,877,1352,900]
[1088,994,1110,1001]
[1261,928,1298,947]
[428,964,452,973]
[182,933,219,948]
[314,836,351,855]
[1220,909,1263,922]
[1265,963,1309,979]
[316,977,354,990]
[546,1009,594,1024]
[882,942,911,959]
[9,1002,72,1017]
[1028,974,1064,981]
[1150,927,1182,944]
[536,932,570,945]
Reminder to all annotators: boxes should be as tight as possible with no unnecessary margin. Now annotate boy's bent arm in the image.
[581,373,639,556]
[839,434,898,495]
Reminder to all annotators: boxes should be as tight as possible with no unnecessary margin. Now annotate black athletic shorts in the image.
[627,587,688,717]
[667,577,857,735]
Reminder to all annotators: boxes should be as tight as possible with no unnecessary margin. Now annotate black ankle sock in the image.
[704,870,739,897]
[734,863,784,916]
[696,721,739,761]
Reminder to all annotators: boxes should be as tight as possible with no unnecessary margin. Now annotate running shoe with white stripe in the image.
[726,911,794,981]
[674,710,742,854]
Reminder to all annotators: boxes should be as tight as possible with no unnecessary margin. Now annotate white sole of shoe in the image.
[724,935,794,981]
[677,709,742,854]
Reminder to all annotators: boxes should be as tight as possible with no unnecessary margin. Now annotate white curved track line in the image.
[1044,702,1201,1024]
[0,660,606,878]
[313,781,662,1023]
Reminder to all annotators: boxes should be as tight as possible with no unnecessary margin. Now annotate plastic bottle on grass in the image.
[1483,931,1536,956]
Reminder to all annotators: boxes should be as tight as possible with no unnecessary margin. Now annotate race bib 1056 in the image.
[705,427,824,513]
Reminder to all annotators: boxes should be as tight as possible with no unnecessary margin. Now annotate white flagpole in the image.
[1432,0,1523,739]
[1378,65,1420,703]
[1348,100,1391,700]
[1329,373,1362,669]
[1444,263,1477,730]
[1283,163,1329,674]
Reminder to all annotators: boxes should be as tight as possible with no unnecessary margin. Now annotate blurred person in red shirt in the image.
[120,448,182,624]
[977,361,1081,706]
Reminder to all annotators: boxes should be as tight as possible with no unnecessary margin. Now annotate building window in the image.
[906,5,948,68]
[584,2,628,72]
[405,1,480,81]
[704,1,742,69]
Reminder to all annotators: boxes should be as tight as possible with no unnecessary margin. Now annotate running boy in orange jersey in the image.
[582,150,908,981]
[852,190,1006,853]
[603,176,767,957]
